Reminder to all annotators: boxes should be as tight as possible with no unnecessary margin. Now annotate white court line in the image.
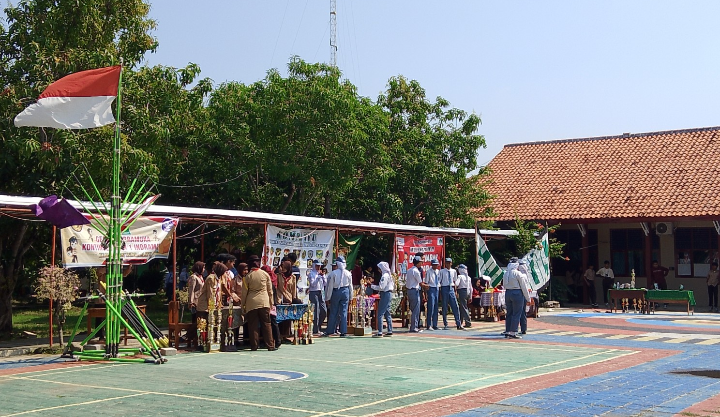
[0,393,149,417]
[4,375,324,414]
[358,349,639,417]
[696,339,720,345]
[577,333,608,338]
[638,332,720,340]
[313,348,630,417]
[345,343,466,363]
[400,335,615,353]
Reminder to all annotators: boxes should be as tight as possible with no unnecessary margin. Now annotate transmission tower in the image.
[330,0,337,67]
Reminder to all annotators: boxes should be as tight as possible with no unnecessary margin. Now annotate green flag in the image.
[522,233,550,291]
[476,233,504,287]
[338,234,363,269]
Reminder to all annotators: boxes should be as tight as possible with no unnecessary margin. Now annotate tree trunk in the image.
[58,320,64,346]
[324,195,331,218]
[0,288,12,336]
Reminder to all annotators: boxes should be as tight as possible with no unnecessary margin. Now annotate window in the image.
[675,228,718,277]
[551,229,597,277]
[610,229,645,276]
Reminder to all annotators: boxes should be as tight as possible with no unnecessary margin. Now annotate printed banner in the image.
[263,225,336,303]
[61,215,178,268]
[476,233,504,287]
[394,235,444,285]
[337,234,363,269]
[522,233,550,291]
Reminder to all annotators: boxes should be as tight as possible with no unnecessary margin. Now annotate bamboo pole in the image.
[49,225,56,347]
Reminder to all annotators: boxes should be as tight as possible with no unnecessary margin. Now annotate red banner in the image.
[394,235,444,281]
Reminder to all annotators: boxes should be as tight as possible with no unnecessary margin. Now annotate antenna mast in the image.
[330,0,337,67]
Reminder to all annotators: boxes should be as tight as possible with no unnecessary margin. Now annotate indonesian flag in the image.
[14,66,121,129]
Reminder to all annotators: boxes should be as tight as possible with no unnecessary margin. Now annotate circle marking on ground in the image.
[210,370,308,382]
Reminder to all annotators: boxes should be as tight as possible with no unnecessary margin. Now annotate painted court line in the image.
[5,375,325,415]
[605,334,633,339]
[402,335,607,353]
[345,343,467,363]
[311,348,626,417]
[0,393,150,417]
[365,348,640,417]
[270,355,429,372]
[577,333,607,337]
[696,339,720,345]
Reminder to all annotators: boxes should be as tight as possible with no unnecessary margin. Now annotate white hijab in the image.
[378,262,391,275]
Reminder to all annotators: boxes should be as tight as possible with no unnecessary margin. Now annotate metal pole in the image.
[201,223,205,263]
[172,230,177,302]
[49,226,56,347]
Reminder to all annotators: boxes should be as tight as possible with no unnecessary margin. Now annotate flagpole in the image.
[107,61,123,357]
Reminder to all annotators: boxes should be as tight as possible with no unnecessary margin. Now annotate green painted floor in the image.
[0,336,630,417]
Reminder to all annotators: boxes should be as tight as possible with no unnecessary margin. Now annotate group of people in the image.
[405,256,474,334]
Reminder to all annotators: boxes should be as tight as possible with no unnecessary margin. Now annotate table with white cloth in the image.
[480,291,505,321]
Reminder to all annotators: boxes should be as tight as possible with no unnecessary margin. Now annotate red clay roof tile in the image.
[476,126,720,221]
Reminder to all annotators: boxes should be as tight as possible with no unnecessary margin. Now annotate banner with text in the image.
[263,225,336,303]
[522,233,550,291]
[394,235,444,286]
[61,215,178,268]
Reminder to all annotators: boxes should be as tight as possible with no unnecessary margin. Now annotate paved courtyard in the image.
[3,308,720,416]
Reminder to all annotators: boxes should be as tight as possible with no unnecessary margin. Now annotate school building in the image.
[479,126,720,308]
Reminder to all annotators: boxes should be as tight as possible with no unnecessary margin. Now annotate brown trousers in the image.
[245,307,274,350]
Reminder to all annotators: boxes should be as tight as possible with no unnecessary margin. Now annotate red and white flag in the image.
[14,66,121,129]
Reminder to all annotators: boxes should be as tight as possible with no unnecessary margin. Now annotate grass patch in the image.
[9,295,170,340]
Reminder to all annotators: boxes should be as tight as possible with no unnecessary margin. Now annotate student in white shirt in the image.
[405,255,424,333]
[371,261,395,337]
[455,264,473,328]
[308,260,327,335]
[503,257,531,339]
[597,260,615,307]
[424,259,441,330]
[322,256,352,337]
[439,258,464,330]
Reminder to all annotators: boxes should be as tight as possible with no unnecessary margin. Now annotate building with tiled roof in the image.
[480,126,720,308]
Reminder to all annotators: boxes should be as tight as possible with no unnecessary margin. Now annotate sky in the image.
[143,0,720,166]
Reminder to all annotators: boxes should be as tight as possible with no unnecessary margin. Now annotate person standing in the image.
[708,262,719,312]
[240,255,275,351]
[439,258,464,330]
[517,260,532,335]
[371,262,395,337]
[650,261,670,290]
[308,260,327,335]
[456,264,473,328]
[583,264,598,308]
[229,263,247,349]
[503,257,531,339]
[187,261,205,324]
[405,255,424,333]
[502,258,519,336]
[424,259,441,330]
[597,261,615,307]
[261,265,281,350]
[323,256,352,337]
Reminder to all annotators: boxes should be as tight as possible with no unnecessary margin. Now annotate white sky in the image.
[143,0,720,165]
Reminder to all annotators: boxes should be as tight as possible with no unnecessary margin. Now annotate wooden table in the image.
[86,305,146,346]
[608,289,648,314]
[646,290,695,315]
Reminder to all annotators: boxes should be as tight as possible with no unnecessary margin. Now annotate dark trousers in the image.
[245,307,274,350]
[270,314,281,348]
[587,282,597,305]
[709,285,718,308]
[602,278,614,303]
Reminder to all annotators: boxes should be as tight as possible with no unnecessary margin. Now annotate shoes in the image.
[425,327,433,331]
[432,327,439,330]
[457,326,466,331]
[500,331,507,336]
[464,323,472,328]
[339,334,347,337]
[319,333,329,338]
[409,329,424,333]
[508,334,522,339]
[268,347,277,351]
[385,333,393,337]
[442,326,450,330]
[520,331,527,335]
[592,304,599,308]
[372,333,383,338]
[664,304,669,309]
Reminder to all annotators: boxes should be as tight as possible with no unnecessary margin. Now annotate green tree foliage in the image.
[0,0,157,335]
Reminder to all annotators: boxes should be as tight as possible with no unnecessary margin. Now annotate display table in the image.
[480,291,505,321]
[608,289,648,314]
[276,304,313,344]
[646,290,695,315]
[86,305,146,346]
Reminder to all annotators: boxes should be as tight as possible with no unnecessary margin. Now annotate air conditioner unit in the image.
[656,222,673,235]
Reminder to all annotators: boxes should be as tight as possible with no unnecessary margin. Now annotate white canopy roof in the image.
[0,194,516,237]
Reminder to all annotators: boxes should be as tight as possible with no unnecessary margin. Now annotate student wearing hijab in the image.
[503,257,531,339]
[371,262,395,337]
[187,261,205,324]
[322,256,353,337]
[241,255,275,351]
[455,264,473,329]
[261,265,281,350]
[517,260,532,335]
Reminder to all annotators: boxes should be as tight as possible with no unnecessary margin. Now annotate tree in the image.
[34,266,80,345]
[341,76,492,228]
[0,0,157,335]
